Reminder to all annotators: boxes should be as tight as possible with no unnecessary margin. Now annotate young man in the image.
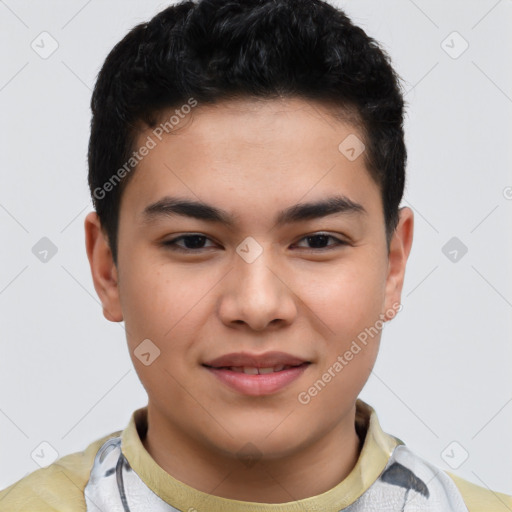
[1,0,510,510]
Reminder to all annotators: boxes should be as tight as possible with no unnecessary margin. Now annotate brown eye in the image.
[293,233,347,251]
[162,234,217,252]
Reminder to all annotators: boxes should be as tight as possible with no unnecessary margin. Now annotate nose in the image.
[217,246,298,332]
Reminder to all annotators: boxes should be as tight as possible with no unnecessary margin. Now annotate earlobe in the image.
[84,211,123,322]
[383,207,414,319]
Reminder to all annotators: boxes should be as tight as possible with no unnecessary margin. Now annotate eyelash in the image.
[161,233,348,253]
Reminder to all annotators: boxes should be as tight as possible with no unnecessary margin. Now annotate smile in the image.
[203,362,310,396]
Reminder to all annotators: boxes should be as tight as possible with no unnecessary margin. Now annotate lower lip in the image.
[204,364,310,396]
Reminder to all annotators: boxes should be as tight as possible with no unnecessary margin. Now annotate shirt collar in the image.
[121,398,402,512]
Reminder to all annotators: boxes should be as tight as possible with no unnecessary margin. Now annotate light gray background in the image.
[1,0,511,498]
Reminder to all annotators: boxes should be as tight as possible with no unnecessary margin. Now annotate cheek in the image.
[298,260,387,338]
[119,250,192,330]
[295,259,385,398]
[118,255,217,367]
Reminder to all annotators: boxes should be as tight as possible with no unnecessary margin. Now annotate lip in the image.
[204,363,310,396]
[203,351,309,369]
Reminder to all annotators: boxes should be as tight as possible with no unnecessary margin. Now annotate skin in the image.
[84,97,414,503]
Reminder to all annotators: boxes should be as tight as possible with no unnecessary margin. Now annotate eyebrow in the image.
[141,194,366,228]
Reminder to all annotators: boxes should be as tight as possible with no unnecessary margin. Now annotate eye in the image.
[293,233,348,251]
[162,234,217,252]
[161,232,347,253]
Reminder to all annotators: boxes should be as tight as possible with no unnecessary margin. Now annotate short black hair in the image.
[88,0,407,265]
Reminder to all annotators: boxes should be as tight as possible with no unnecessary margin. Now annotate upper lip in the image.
[203,351,310,368]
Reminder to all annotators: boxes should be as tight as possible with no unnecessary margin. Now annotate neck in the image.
[142,404,362,503]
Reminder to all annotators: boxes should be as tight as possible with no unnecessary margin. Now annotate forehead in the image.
[120,97,381,227]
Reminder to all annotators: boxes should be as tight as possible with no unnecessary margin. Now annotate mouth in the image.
[203,350,310,369]
[202,353,311,396]
[202,363,310,374]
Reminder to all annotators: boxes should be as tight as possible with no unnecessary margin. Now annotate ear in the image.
[84,211,123,322]
[383,206,414,320]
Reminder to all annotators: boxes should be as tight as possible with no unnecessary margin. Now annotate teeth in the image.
[226,365,294,374]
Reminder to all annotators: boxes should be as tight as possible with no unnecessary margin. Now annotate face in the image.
[86,97,413,461]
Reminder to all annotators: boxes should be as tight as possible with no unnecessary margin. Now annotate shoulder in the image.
[446,472,512,512]
[355,402,512,511]
[0,430,122,512]
[366,444,512,512]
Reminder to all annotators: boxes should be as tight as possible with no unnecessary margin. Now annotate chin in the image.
[205,421,309,461]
